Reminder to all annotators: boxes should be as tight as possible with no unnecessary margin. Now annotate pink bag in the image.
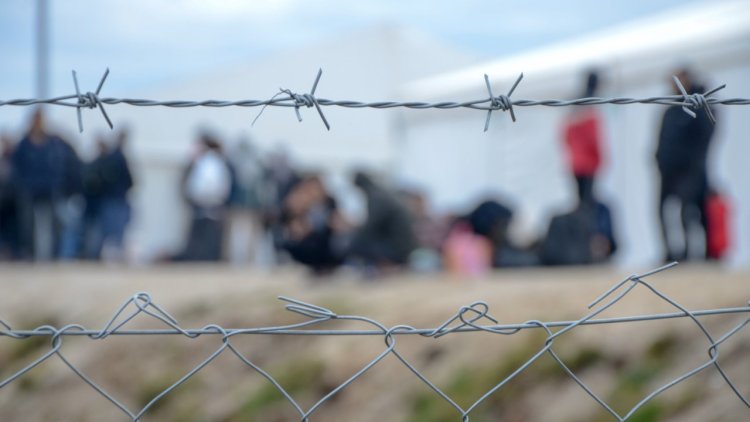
[443,222,492,276]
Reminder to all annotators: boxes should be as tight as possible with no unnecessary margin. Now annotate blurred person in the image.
[0,134,19,259]
[11,109,81,260]
[101,129,134,261]
[82,130,133,261]
[466,199,540,267]
[467,200,512,246]
[226,137,266,265]
[543,69,617,266]
[281,174,346,275]
[266,148,300,206]
[263,147,301,262]
[399,189,450,272]
[177,132,233,261]
[540,200,616,266]
[56,134,85,260]
[562,70,604,204]
[656,69,715,262]
[399,189,449,251]
[80,137,107,259]
[347,171,417,271]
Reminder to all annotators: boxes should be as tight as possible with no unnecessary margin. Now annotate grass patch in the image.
[407,331,554,422]
[626,401,665,422]
[590,332,684,420]
[225,358,325,422]
[566,346,607,372]
[0,316,59,368]
[645,333,679,361]
[7,335,50,365]
[137,371,203,414]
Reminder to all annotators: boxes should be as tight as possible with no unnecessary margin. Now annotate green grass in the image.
[589,332,685,421]
[137,370,204,415]
[407,332,555,422]
[224,358,325,422]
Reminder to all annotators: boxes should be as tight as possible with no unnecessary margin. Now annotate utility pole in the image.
[35,0,49,98]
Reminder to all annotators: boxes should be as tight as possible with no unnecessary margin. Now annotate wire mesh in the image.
[1,263,749,421]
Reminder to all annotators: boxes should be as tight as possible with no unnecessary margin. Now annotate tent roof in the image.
[402,0,750,99]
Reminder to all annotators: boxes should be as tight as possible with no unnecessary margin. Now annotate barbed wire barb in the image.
[71,68,113,133]
[280,68,330,130]
[671,75,725,124]
[483,72,522,131]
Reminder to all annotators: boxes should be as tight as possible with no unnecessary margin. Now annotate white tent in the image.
[395,0,750,267]
[93,25,479,259]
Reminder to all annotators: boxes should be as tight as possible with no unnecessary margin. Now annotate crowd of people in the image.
[0,109,132,262]
[0,67,728,274]
[170,131,421,276]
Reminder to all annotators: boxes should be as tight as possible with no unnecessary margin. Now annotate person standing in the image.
[656,69,715,262]
[562,70,604,204]
[226,137,266,265]
[83,129,134,261]
[0,134,19,259]
[263,148,301,262]
[545,70,617,266]
[11,109,79,260]
[178,133,233,261]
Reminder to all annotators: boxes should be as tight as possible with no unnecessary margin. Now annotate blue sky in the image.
[0,0,698,98]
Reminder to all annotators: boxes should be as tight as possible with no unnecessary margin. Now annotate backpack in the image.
[540,207,596,266]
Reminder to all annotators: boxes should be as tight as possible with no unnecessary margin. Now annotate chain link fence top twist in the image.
[1,68,749,132]
[1,262,749,421]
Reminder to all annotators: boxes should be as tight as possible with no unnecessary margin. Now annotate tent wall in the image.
[396,4,750,266]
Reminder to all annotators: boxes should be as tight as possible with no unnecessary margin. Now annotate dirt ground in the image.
[0,263,748,421]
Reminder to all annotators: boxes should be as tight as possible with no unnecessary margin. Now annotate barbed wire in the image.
[1,262,749,421]
[1,68,749,132]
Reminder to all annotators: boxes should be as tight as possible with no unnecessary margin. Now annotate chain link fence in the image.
[1,263,749,421]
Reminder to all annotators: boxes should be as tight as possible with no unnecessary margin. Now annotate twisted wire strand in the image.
[1,68,746,132]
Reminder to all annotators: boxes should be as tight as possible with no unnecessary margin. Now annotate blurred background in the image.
[1,1,749,421]
[1,0,748,268]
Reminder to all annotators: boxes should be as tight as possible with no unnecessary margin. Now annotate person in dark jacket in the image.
[348,171,417,268]
[0,134,19,259]
[11,109,80,260]
[656,69,715,262]
[83,130,134,260]
[55,133,84,260]
[467,199,540,267]
[281,175,345,274]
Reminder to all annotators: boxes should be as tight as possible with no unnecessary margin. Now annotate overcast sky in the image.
[1,0,701,99]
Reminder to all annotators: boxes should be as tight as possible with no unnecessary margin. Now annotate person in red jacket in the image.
[563,71,603,204]
[547,70,617,264]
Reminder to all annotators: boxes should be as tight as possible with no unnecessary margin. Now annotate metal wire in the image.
[1,262,749,421]
[1,68,747,132]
